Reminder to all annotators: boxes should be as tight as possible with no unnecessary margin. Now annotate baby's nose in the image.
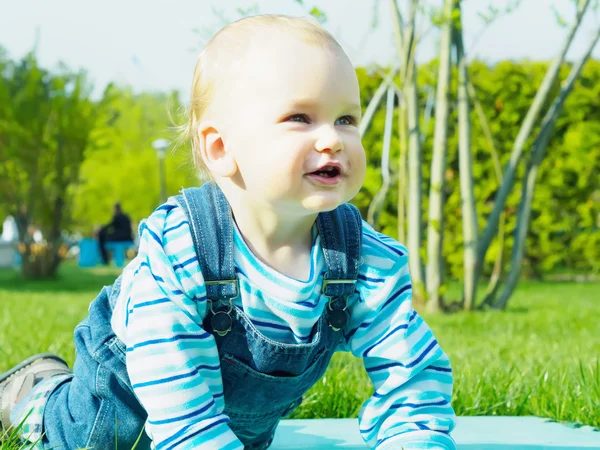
[315,126,344,153]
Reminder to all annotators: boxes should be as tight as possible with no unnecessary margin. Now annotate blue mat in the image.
[271,417,600,449]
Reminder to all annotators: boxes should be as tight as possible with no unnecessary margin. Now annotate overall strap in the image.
[173,182,238,301]
[316,203,363,298]
[316,203,363,331]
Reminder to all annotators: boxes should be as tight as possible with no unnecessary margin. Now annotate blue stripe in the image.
[128,333,211,351]
[234,267,248,277]
[345,306,415,343]
[381,284,412,309]
[135,261,150,275]
[367,361,406,373]
[133,298,170,310]
[360,421,378,435]
[141,223,163,246]
[162,417,229,450]
[390,399,448,410]
[149,398,216,426]
[151,271,165,283]
[133,364,221,389]
[173,256,197,271]
[125,296,132,327]
[362,323,409,357]
[164,220,187,235]
[296,300,316,308]
[345,320,372,341]
[357,274,385,283]
[405,339,439,368]
[364,231,405,257]
[134,261,164,282]
[426,366,452,373]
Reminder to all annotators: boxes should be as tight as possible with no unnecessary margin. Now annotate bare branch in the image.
[492,25,600,309]
[359,65,400,137]
[367,87,396,226]
[476,0,592,273]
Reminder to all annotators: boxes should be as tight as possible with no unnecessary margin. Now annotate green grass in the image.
[295,281,600,427]
[1,263,598,449]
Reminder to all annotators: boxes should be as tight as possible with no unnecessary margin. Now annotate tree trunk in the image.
[367,87,396,226]
[475,0,592,293]
[454,6,478,311]
[389,0,426,301]
[360,74,396,137]
[466,81,506,306]
[20,242,62,279]
[398,100,408,244]
[406,65,426,301]
[425,0,454,313]
[492,26,600,309]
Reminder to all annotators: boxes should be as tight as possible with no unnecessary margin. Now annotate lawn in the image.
[1,263,598,443]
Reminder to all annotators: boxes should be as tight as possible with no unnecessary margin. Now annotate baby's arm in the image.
[344,226,456,450]
[117,204,243,450]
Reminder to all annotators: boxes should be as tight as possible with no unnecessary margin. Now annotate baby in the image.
[0,14,456,450]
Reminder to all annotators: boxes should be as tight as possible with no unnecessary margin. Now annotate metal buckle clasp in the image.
[206,278,239,336]
[205,277,240,299]
[322,278,356,291]
[322,278,356,331]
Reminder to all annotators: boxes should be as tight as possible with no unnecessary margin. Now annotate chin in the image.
[300,193,348,213]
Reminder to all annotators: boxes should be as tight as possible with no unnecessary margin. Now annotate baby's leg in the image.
[3,321,151,449]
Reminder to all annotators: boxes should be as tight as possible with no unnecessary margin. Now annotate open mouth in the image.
[308,166,342,178]
[305,165,344,186]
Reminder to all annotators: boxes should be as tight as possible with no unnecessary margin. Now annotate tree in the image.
[0,51,97,277]
[379,0,598,311]
[389,0,427,302]
[489,24,600,308]
[454,0,478,311]
[425,0,455,312]
[471,0,598,309]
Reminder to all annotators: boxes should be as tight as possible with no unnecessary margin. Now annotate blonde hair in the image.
[177,14,344,180]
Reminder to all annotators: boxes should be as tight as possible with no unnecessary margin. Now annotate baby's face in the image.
[213,32,366,214]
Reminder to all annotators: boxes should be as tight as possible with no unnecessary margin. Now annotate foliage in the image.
[0,50,97,277]
[354,59,600,279]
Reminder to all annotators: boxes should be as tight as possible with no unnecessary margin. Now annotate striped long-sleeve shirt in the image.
[110,200,456,449]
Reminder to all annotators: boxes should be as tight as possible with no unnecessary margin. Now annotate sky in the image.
[0,0,599,98]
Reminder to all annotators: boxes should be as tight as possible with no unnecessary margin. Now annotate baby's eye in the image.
[336,115,357,126]
[287,114,310,123]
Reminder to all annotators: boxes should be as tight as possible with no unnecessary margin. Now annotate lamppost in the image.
[152,138,169,204]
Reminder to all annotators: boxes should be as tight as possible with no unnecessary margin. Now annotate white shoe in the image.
[0,354,71,431]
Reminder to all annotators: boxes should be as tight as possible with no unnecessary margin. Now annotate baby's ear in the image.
[197,121,238,177]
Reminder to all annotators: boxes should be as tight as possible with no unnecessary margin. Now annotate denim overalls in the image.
[35,183,362,450]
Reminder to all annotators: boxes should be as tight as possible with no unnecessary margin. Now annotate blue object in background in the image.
[270,417,600,449]
[79,239,135,268]
[13,250,21,266]
[104,241,135,267]
[78,238,101,267]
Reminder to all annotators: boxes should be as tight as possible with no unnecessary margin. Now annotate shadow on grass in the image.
[0,262,122,294]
